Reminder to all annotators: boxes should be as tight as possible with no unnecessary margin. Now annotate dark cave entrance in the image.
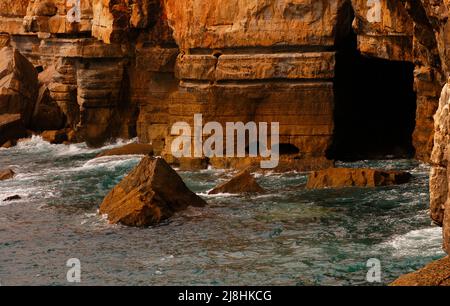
[328,26,417,161]
[279,143,300,156]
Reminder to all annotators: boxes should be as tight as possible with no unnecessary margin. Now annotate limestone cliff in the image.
[0,0,448,165]
[430,79,450,251]
[411,1,450,257]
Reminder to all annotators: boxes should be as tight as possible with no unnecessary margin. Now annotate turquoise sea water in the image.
[0,137,445,285]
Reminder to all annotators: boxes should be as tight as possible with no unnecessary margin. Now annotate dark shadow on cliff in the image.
[328,26,417,161]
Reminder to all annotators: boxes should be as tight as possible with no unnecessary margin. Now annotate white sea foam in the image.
[0,183,55,201]
[200,191,237,198]
[0,137,142,205]
[380,227,445,258]
[160,255,174,262]
[6,155,141,180]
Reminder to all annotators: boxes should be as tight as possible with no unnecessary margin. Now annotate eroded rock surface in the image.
[31,65,65,131]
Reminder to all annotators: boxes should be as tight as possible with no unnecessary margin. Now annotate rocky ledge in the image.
[391,256,450,286]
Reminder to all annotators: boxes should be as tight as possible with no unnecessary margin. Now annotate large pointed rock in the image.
[99,156,207,227]
[208,169,266,195]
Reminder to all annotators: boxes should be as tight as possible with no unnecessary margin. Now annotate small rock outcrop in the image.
[96,143,154,158]
[99,156,207,227]
[0,168,15,181]
[391,256,450,286]
[306,168,412,189]
[209,169,266,195]
[41,129,68,144]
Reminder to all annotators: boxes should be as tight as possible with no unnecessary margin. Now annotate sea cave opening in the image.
[328,15,417,161]
[279,143,301,155]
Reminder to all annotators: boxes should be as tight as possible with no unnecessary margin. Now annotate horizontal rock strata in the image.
[0,0,447,168]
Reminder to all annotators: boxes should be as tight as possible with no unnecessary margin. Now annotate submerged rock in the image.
[3,194,21,202]
[0,168,15,181]
[99,156,207,227]
[391,256,450,286]
[96,143,153,158]
[208,169,266,195]
[306,168,412,189]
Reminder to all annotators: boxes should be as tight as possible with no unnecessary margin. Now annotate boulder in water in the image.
[0,168,15,181]
[41,130,68,144]
[30,65,65,131]
[99,157,207,227]
[209,169,266,194]
[307,168,412,189]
